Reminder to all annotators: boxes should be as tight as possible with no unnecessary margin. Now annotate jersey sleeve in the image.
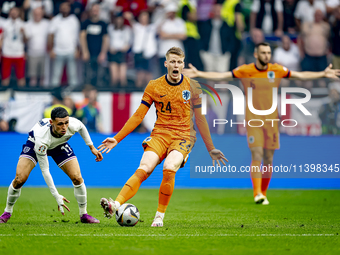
[34,140,48,156]
[141,81,155,108]
[69,117,93,146]
[232,65,247,79]
[276,64,291,78]
[190,79,202,109]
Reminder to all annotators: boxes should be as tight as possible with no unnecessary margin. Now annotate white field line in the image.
[0,233,337,237]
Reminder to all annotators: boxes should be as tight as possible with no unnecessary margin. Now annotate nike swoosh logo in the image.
[160,94,167,98]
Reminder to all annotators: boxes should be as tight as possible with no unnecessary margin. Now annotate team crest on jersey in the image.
[249,136,254,144]
[23,147,30,153]
[268,71,275,82]
[38,145,47,154]
[182,90,191,101]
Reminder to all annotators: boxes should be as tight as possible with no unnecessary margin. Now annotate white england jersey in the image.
[27,117,93,156]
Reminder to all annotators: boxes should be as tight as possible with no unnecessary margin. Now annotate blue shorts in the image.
[20,140,76,167]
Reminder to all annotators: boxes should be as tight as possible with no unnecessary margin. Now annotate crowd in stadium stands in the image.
[0,0,340,134]
[0,0,339,90]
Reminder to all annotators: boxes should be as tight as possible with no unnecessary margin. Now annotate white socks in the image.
[74,182,87,216]
[5,183,21,214]
[156,211,165,220]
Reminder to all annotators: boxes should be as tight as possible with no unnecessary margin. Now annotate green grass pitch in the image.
[0,188,339,255]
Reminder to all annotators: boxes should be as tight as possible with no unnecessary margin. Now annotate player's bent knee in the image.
[13,174,28,188]
[163,163,180,172]
[71,176,83,186]
[138,163,154,174]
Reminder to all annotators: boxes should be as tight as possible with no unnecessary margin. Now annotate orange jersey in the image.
[142,74,202,136]
[232,63,290,121]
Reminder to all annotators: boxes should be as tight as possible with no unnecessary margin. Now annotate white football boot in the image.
[151,211,164,227]
[100,197,119,219]
[262,197,270,205]
[254,193,266,204]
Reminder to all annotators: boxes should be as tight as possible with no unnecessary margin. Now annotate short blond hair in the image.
[165,47,185,59]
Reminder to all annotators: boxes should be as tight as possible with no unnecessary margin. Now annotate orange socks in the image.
[116,169,148,205]
[261,164,272,196]
[157,169,176,213]
[250,160,262,197]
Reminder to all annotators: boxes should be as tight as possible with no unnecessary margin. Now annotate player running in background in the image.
[183,42,340,205]
[0,107,103,223]
[98,47,227,227]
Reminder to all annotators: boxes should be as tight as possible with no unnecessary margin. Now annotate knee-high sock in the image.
[116,169,148,205]
[250,160,262,197]
[74,182,87,216]
[5,182,21,214]
[157,170,176,213]
[261,164,272,197]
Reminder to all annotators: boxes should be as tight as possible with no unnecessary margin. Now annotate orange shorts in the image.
[142,129,195,168]
[246,121,280,150]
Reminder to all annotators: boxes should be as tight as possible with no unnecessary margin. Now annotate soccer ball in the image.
[115,203,140,227]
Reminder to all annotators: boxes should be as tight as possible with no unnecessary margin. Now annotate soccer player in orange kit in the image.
[98,47,227,227]
[184,42,340,205]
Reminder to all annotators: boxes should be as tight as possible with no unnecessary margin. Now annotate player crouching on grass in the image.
[98,47,228,227]
[0,107,103,224]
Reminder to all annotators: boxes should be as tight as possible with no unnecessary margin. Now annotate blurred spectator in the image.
[148,0,169,24]
[23,0,53,19]
[1,7,26,87]
[67,0,84,20]
[250,0,283,36]
[199,4,230,72]
[240,28,264,64]
[331,6,340,69]
[63,95,76,116]
[125,11,157,88]
[0,0,24,18]
[273,35,300,71]
[43,88,72,118]
[75,86,102,132]
[299,9,330,72]
[48,2,80,88]
[158,3,186,75]
[75,84,99,109]
[283,0,298,34]
[326,0,340,15]
[116,0,147,18]
[319,83,340,135]
[86,0,116,23]
[0,118,8,131]
[0,104,9,131]
[196,0,214,22]
[25,7,49,87]
[80,3,109,87]
[294,0,326,31]
[178,0,203,71]
[220,0,244,70]
[107,13,131,87]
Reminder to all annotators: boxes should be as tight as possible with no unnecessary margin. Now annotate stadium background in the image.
[0,0,340,189]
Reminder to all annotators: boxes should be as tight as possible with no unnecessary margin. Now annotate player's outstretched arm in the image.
[194,107,228,166]
[183,63,233,80]
[209,149,228,167]
[36,153,70,215]
[98,103,150,154]
[98,137,118,154]
[89,144,103,162]
[290,64,340,80]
